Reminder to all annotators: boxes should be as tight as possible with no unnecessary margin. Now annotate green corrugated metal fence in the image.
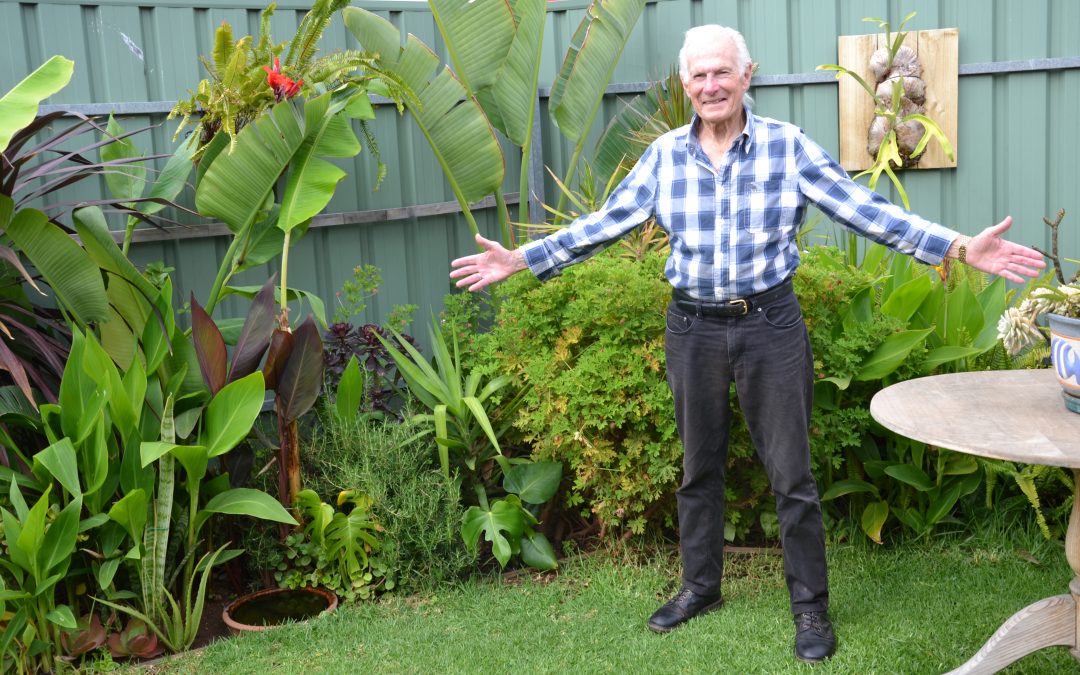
[3,0,1078,331]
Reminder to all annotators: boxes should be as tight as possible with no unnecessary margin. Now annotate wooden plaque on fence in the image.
[836,28,958,172]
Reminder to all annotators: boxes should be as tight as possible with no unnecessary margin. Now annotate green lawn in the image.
[131,517,1078,675]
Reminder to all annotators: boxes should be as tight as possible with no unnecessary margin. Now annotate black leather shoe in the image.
[794,611,836,663]
[647,588,723,633]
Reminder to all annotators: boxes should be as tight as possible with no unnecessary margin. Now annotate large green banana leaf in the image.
[549,0,645,144]
[4,202,108,325]
[429,0,545,148]
[344,7,503,217]
[195,92,357,236]
[0,56,74,154]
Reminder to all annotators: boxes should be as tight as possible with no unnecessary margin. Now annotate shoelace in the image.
[795,611,830,636]
[669,588,695,605]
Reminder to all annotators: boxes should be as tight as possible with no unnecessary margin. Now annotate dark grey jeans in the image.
[664,288,828,615]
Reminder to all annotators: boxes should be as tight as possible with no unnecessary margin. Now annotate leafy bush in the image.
[452,249,766,540]
[302,410,475,592]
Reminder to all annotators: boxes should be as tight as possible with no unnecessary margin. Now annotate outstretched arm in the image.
[947,216,1046,283]
[449,233,528,292]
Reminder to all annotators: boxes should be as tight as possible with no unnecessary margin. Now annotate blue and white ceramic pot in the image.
[1048,312,1080,414]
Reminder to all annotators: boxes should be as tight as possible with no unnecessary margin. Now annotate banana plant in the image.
[189,276,324,511]
[195,88,374,315]
[547,0,647,220]
[345,0,647,246]
[429,0,547,234]
[343,6,505,241]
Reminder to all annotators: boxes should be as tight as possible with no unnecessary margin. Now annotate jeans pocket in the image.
[762,296,804,329]
[667,304,697,335]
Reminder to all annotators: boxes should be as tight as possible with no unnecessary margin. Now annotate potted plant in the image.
[997,210,1080,412]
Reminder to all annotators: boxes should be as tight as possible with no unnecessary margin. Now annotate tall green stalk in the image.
[143,395,176,626]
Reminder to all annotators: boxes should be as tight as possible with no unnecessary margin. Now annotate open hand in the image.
[964,216,1047,283]
[449,233,526,292]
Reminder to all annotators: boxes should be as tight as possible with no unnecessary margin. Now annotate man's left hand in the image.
[959,216,1047,283]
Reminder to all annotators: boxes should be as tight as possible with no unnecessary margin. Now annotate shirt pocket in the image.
[736,178,802,234]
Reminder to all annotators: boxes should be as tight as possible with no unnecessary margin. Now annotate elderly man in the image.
[450,24,1045,662]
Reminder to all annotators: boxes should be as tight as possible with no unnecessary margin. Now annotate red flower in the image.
[263,57,303,101]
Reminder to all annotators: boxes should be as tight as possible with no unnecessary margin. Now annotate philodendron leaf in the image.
[203,372,265,457]
[460,495,529,568]
[519,530,558,571]
[503,462,562,505]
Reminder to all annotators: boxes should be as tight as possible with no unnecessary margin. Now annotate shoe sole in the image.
[647,598,725,634]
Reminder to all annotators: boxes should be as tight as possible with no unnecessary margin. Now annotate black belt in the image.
[672,280,793,317]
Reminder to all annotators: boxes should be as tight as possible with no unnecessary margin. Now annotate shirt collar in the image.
[687,105,756,155]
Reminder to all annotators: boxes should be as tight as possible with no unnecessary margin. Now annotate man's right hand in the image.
[449,233,527,292]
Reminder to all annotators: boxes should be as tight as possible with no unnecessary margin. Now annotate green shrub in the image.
[456,249,766,539]
[303,410,476,592]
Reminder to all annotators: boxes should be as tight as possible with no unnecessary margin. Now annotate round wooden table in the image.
[870,369,1080,674]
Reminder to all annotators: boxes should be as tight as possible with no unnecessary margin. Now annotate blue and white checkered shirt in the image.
[521,109,959,301]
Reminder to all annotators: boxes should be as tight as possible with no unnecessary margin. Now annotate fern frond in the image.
[255,2,277,54]
[211,21,235,78]
[305,50,379,88]
[1013,465,1050,538]
[358,119,386,191]
[286,0,349,71]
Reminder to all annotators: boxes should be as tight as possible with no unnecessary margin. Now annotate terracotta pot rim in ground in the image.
[222,586,338,634]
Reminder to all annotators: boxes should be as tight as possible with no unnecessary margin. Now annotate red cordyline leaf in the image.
[227,277,277,383]
[190,293,227,395]
[276,315,324,423]
[263,328,294,391]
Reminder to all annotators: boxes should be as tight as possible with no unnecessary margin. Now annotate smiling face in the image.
[682,39,752,131]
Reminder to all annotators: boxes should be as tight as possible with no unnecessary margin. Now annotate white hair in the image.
[678,25,752,82]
